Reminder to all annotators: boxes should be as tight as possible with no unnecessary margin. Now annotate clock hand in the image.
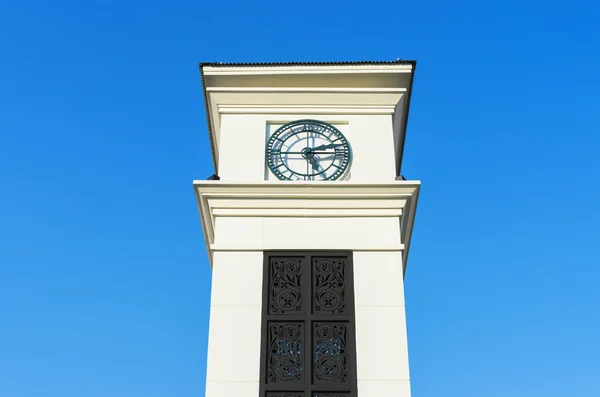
[308,156,320,171]
[308,143,343,152]
[279,151,336,154]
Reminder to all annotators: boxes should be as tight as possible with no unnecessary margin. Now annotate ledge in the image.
[193,181,420,274]
[202,64,414,75]
[210,244,406,252]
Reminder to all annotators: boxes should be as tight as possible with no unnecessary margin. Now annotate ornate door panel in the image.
[260,252,357,397]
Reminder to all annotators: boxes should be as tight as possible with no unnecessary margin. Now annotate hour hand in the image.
[310,143,342,151]
[308,156,320,171]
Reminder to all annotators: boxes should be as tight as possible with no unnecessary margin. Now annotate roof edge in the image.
[199,60,416,68]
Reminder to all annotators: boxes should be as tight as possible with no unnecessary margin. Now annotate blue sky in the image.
[1,1,599,396]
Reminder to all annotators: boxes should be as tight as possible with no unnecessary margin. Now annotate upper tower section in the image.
[200,60,416,182]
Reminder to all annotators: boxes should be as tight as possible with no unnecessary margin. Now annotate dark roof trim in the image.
[199,60,417,174]
[200,60,415,67]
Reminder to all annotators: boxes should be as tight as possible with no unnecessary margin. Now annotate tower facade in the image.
[194,61,420,397]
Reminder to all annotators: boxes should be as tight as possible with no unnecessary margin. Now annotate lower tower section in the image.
[195,181,419,397]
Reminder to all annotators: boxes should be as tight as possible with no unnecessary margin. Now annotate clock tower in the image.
[194,61,420,397]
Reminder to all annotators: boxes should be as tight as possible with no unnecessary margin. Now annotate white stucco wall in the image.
[205,251,263,397]
[353,251,411,396]
[217,114,398,183]
[205,216,411,397]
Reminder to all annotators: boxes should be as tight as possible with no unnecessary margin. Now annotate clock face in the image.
[266,120,351,181]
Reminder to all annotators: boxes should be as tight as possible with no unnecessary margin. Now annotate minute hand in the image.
[309,143,343,151]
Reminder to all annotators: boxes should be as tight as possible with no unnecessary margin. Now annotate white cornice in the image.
[193,181,420,275]
[202,64,413,75]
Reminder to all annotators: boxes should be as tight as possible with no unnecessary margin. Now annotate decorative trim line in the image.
[206,87,407,93]
[218,105,396,115]
[212,209,403,217]
[210,245,405,252]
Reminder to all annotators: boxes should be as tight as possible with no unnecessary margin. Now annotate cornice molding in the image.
[193,181,420,275]
[202,64,413,75]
